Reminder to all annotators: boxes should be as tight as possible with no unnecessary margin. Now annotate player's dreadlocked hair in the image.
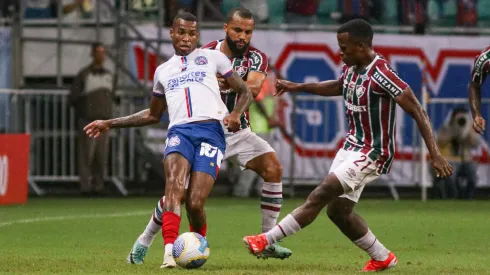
[173,11,197,25]
[225,7,255,23]
[337,19,373,46]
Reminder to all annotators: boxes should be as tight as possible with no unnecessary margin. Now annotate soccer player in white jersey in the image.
[126,7,292,265]
[83,12,253,268]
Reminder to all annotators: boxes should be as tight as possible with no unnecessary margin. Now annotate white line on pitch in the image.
[0,210,150,228]
[0,204,247,228]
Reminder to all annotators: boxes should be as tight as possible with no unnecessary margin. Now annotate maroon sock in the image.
[162,212,181,245]
[189,223,207,238]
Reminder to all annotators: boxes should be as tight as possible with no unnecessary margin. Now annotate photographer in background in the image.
[434,107,481,199]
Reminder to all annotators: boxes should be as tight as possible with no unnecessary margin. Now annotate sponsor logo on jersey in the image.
[347,82,355,101]
[167,71,207,90]
[474,52,489,77]
[168,136,181,147]
[0,155,8,196]
[180,57,189,71]
[345,102,367,112]
[372,70,403,97]
[194,56,208,65]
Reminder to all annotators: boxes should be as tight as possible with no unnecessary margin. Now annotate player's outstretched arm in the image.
[84,96,167,138]
[274,79,342,97]
[223,71,254,131]
[469,81,486,134]
[394,87,453,178]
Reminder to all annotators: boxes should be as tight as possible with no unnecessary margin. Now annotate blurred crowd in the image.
[0,1,488,34]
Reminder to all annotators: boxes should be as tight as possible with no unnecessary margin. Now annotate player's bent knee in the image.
[326,204,346,223]
[166,176,187,190]
[185,198,205,214]
[261,159,283,182]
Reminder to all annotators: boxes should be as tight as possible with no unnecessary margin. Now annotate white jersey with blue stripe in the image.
[152,48,233,130]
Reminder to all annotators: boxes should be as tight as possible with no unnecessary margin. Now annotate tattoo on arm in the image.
[108,109,154,128]
[109,96,167,128]
[226,72,253,115]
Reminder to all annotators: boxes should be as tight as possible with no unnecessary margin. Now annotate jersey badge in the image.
[195,56,208,65]
[168,136,181,147]
[234,59,248,77]
[356,86,366,98]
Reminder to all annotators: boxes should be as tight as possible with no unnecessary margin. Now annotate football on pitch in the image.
[172,232,210,269]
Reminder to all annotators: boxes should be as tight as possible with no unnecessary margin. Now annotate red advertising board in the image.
[0,134,30,205]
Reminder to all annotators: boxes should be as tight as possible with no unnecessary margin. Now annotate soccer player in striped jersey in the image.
[126,7,291,266]
[469,45,490,134]
[243,19,453,272]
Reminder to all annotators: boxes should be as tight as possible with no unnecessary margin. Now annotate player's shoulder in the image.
[247,46,267,63]
[196,47,226,60]
[201,40,221,50]
[371,56,400,76]
[474,45,490,61]
[479,45,490,55]
[154,58,174,74]
[247,45,267,58]
[340,63,349,72]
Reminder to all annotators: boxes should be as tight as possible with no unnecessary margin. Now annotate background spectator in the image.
[398,0,429,34]
[69,43,115,196]
[24,0,83,19]
[338,0,370,23]
[285,0,319,24]
[456,0,477,27]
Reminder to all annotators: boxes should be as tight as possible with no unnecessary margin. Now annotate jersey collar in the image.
[173,48,198,58]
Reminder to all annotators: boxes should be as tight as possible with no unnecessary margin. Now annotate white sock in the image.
[261,182,283,233]
[136,196,165,247]
[137,216,161,247]
[265,214,301,244]
[164,244,173,256]
[353,229,390,261]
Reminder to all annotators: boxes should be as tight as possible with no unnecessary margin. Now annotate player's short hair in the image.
[337,19,373,46]
[172,11,197,25]
[91,42,104,53]
[225,7,255,23]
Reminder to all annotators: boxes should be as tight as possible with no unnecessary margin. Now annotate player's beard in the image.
[226,34,249,57]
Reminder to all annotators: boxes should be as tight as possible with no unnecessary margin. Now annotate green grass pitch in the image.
[0,198,489,274]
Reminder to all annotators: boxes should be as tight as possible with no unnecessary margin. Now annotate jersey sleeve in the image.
[372,63,409,98]
[471,52,490,85]
[338,64,348,83]
[249,50,268,75]
[152,66,165,98]
[211,50,233,78]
